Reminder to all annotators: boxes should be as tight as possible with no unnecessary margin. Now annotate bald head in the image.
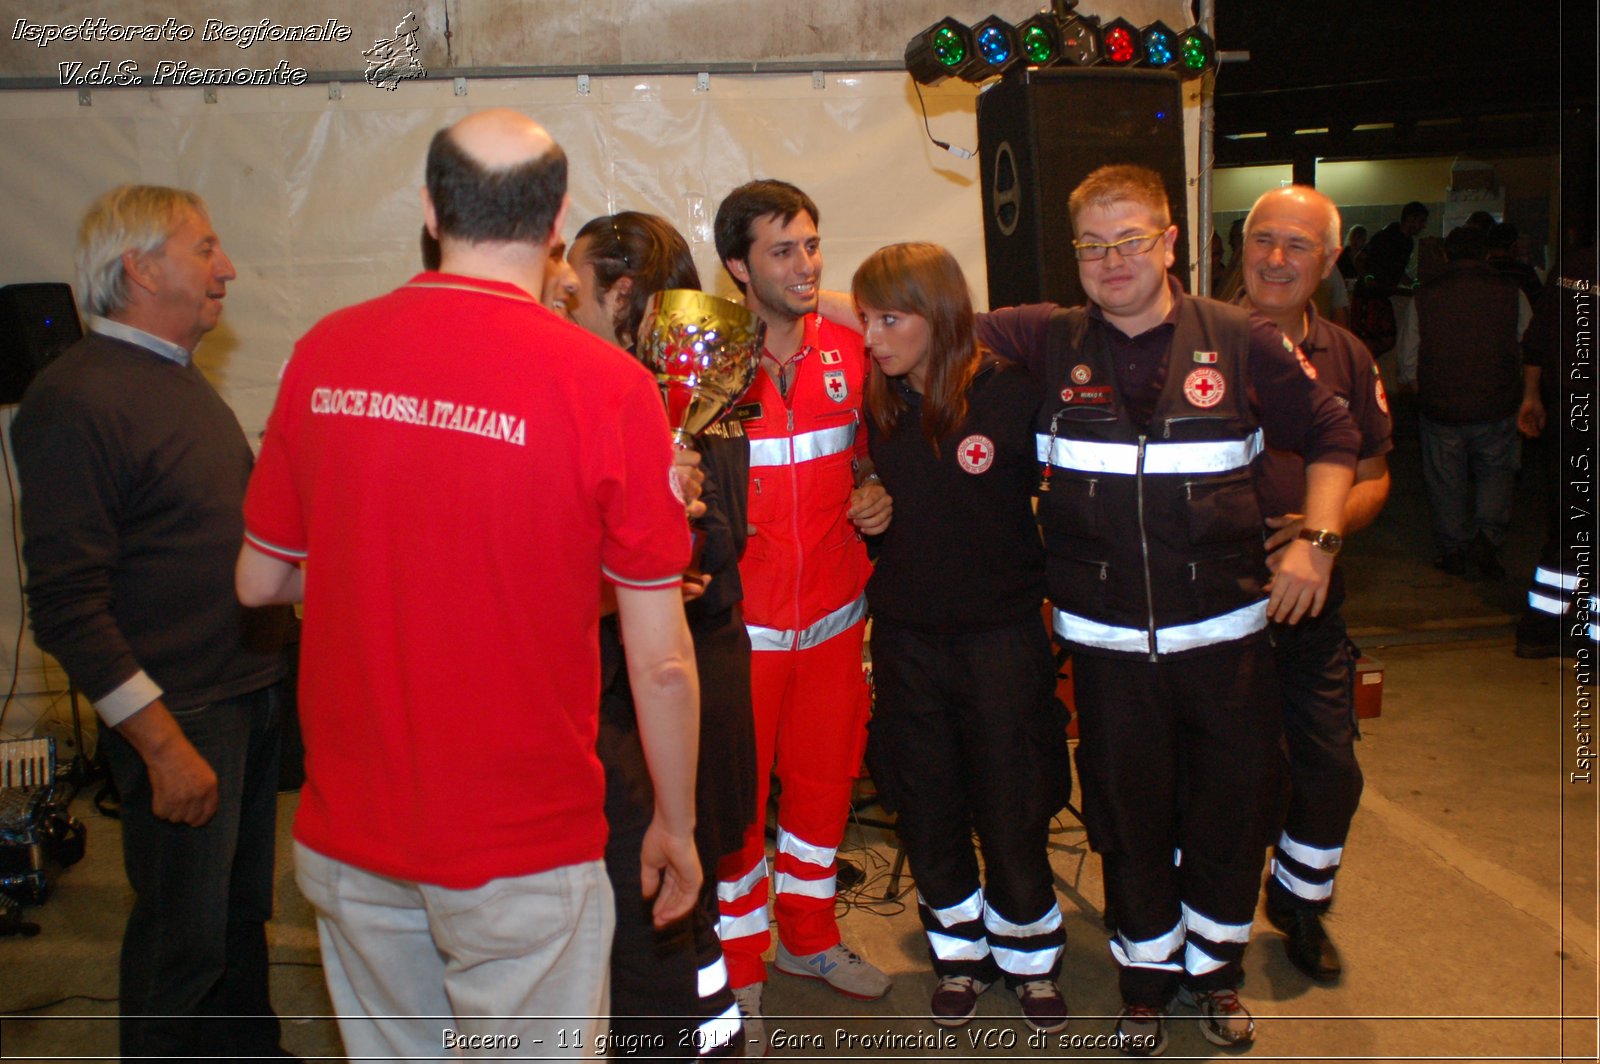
[425,108,568,248]
[1244,185,1340,252]
[1241,185,1342,329]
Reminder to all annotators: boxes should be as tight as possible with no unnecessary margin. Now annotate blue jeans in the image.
[1417,413,1521,553]
[295,843,614,1060]
[101,684,287,1062]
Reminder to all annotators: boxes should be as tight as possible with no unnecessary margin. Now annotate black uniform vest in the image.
[1035,296,1268,659]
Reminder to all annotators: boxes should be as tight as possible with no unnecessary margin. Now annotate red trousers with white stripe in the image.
[714,619,871,989]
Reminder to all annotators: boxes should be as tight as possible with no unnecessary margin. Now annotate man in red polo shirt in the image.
[237,108,700,1059]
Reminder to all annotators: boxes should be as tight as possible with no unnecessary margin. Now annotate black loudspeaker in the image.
[978,67,1189,310]
[0,284,82,405]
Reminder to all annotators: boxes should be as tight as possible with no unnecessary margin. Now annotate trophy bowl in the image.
[637,289,764,449]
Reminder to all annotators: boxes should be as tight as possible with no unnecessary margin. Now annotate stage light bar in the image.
[1015,13,1062,67]
[1101,17,1140,66]
[1176,26,1217,77]
[1140,21,1179,70]
[964,16,1023,81]
[1056,15,1103,66]
[905,18,981,85]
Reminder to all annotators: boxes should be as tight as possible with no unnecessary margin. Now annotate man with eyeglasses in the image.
[974,164,1359,1056]
[1238,186,1393,986]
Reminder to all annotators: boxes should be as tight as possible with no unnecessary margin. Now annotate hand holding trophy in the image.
[637,289,764,450]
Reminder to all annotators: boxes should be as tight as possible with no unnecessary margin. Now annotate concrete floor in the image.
[3,403,1597,1061]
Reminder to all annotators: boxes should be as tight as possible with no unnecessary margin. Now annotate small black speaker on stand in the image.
[978,67,1189,310]
[0,284,82,405]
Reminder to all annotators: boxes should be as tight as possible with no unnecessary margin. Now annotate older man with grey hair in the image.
[1239,184,1393,984]
[11,185,296,1060]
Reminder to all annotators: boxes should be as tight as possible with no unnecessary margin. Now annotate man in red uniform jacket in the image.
[711,180,894,1044]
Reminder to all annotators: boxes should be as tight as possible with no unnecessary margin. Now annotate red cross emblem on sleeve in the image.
[957,434,996,474]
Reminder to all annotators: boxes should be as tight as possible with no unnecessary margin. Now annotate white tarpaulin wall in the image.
[0,71,1202,736]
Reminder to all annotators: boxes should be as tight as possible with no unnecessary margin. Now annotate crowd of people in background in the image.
[10,105,1592,1062]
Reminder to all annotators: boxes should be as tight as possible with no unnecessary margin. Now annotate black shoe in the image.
[1433,550,1467,576]
[1469,535,1506,580]
[1265,900,1342,982]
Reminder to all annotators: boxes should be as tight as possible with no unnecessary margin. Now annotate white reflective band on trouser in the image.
[1278,832,1343,871]
[1109,919,1184,970]
[1181,902,1252,944]
[984,901,1064,938]
[717,857,768,903]
[1271,859,1334,902]
[718,908,769,941]
[1037,429,1263,476]
[1528,588,1567,616]
[928,930,992,963]
[1184,940,1228,977]
[698,957,730,999]
[993,943,1062,976]
[774,870,836,899]
[748,422,857,468]
[748,593,867,652]
[1054,600,1268,656]
[920,888,984,928]
[696,1004,743,1057]
[1535,565,1584,591]
[777,827,837,868]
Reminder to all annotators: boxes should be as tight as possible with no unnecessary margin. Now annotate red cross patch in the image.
[1183,367,1225,408]
[956,434,995,474]
[823,369,848,403]
[1071,364,1092,384]
[1374,375,1390,415]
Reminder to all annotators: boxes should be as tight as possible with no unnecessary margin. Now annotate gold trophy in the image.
[637,289,764,449]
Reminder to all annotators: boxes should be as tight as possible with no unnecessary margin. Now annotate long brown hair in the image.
[852,242,981,455]
[575,211,701,349]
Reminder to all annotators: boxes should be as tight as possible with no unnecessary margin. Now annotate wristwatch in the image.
[1297,528,1344,556]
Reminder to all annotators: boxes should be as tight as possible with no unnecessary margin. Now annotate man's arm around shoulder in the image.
[615,584,701,927]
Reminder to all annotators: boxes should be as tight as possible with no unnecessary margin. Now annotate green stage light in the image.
[1015,14,1062,67]
[905,18,981,85]
[1176,27,1217,77]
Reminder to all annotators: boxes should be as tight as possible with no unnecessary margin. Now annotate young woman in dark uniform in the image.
[569,211,755,1060]
[853,243,1070,1033]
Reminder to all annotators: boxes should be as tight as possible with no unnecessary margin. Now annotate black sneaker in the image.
[1177,985,1255,1047]
[1265,899,1343,982]
[930,975,990,1027]
[1113,1004,1168,1057]
[1015,979,1069,1033]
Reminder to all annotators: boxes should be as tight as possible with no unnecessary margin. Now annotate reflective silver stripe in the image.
[695,1004,743,1056]
[777,827,836,868]
[748,593,867,653]
[1109,938,1183,972]
[747,437,790,467]
[717,857,768,903]
[1184,941,1229,976]
[1535,565,1584,591]
[717,908,769,941]
[698,957,729,998]
[1528,589,1567,616]
[928,930,992,963]
[747,422,857,468]
[1591,623,1598,642]
[920,888,984,928]
[1037,430,1263,476]
[774,870,835,899]
[1111,919,1184,966]
[1053,600,1268,656]
[1182,902,1252,944]
[1278,832,1343,871]
[984,901,1063,938]
[1272,859,1334,902]
[993,943,1061,976]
